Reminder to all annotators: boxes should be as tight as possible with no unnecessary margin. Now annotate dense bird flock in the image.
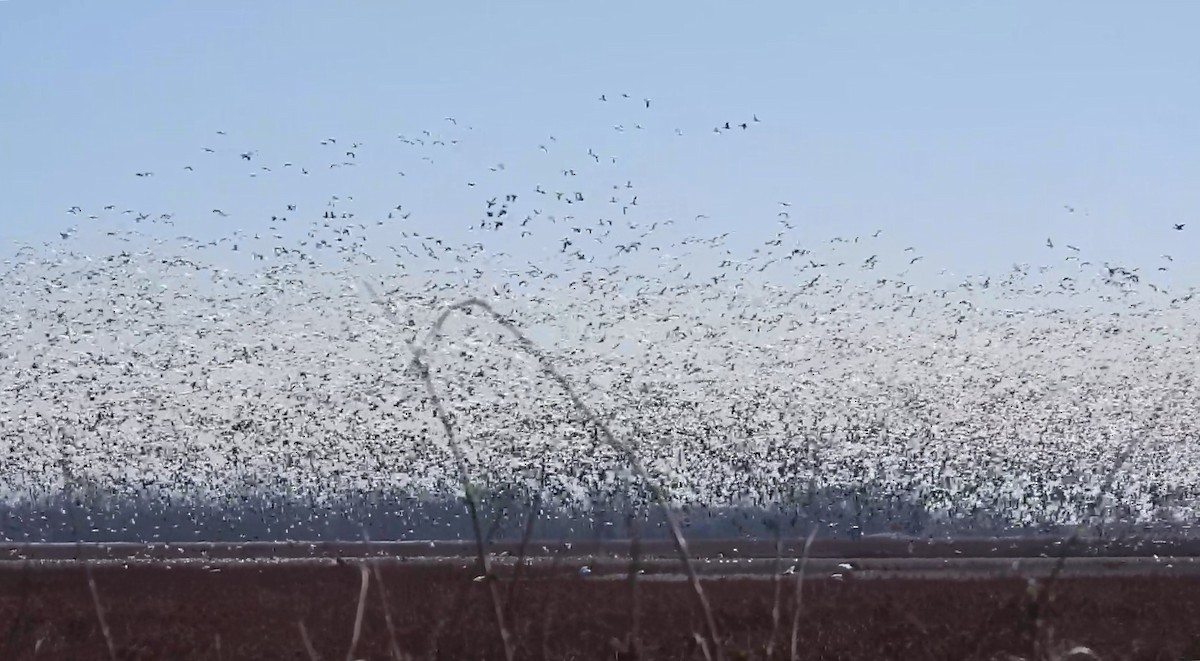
[1,96,1198,543]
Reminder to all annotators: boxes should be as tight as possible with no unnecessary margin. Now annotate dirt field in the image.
[6,534,1200,562]
[3,557,1200,660]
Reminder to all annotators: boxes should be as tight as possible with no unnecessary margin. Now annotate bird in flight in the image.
[1173,223,1186,231]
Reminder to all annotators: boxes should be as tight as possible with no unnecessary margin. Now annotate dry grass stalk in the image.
[373,294,513,660]
[1031,438,1137,657]
[362,285,723,658]
[694,631,714,661]
[370,560,406,661]
[504,464,545,622]
[626,511,643,658]
[345,564,371,661]
[407,351,516,661]
[766,532,784,660]
[297,620,322,661]
[85,564,117,661]
[404,295,725,659]
[789,527,819,661]
[362,530,406,661]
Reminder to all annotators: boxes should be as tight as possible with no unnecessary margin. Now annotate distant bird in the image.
[1173,223,1185,231]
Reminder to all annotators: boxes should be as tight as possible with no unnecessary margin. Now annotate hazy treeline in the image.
[0,481,1191,543]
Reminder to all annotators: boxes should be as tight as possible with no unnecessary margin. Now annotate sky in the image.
[1,0,1198,285]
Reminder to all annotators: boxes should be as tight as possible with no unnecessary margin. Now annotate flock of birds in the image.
[2,93,1198,543]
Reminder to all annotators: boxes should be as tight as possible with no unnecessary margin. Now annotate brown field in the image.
[3,551,1200,661]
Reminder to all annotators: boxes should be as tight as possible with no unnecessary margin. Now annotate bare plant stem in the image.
[363,286,724,658]
[407,351,516,661]
[766,532,783,660]
[85,565,117,661]
[404,296,724,658]
[627,508,643,657]
[789,528,819,661]
[506,463,546,622]
[1030,437,1137,657]
[345,564,370,661]
[371,560,406,661]
[298,621,322,661]
[362,530,406,661]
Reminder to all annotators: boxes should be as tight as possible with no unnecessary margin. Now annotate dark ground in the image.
[3,538,1200,660]
[6,534,1200,562]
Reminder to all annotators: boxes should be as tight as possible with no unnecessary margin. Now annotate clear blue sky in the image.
[2,0,1197,283]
